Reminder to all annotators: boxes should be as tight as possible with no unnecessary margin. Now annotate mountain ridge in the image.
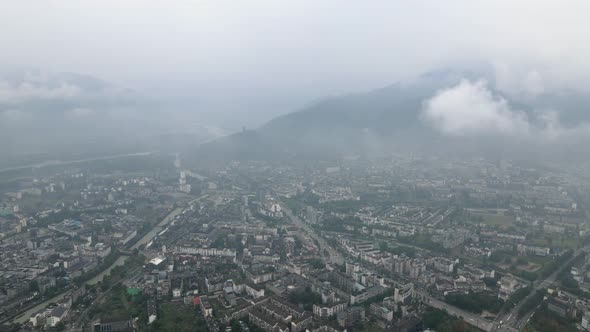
[187,67,590,164]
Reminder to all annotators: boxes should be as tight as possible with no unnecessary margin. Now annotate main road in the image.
[281,204,345,265]
[281,203,497,330]
[492,245,590,331]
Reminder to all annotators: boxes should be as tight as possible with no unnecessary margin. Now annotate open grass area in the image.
[527,303,578,332]
[357,321,385,332]
[529,235,581,249]
[90,284,134,318]
[91,285,207,332]
[143,302,207,332]
[468,211,514,227]
[516,262,542,273]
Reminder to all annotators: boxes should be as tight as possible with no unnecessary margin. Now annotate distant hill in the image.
[187,67,590,164]
[0,69,222,168]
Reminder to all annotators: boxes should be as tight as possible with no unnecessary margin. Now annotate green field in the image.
[529,235,580,249]
[468,211,514,227]
[143,303,207,332]
[91,286,207,332]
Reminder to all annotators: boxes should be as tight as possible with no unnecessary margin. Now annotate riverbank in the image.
[8,201,189,325]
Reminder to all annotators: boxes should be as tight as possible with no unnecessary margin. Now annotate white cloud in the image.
[493,62,545,98]
[422,79,530,136]
[534,110,590,141]
[422,79,590,144]
[522,70,545,97]
[0,80,80,104]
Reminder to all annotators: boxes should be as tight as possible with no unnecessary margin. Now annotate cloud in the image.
[422,78,590,145]
[66,107,95,118]
[0,80,81,104]
[534,110,590,141]
[493,62,545,98]
[0,82,80,104]
[422,79,531,136]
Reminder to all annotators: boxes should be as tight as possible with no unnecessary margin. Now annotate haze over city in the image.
[1,2,590,332]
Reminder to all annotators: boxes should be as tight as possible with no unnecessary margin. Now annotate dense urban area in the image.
[4,1,590,331]
[1,153,590,332]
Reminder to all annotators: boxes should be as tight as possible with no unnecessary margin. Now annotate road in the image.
[281,203,497,330]
[492,245,590,331]
[282,205,345,265]
[8,194,206,325]
[280,200,590,332]
[347,255,496,331]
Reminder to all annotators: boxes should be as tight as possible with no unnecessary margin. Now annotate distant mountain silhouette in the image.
[0,69,220,167]
[187,67,590,164]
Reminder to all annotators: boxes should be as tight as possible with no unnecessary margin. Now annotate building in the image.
[517,244,550,256]
[93,315,134,332]
[175,246,237,258]
[350,285,385,304]
[394,283,414,303]
[200,295,213,318]
[245,283,265,299]
[147,299,157,324]
[369,303,393,322]
[498,276,521,300]
[581,311,590,331]
[547,295,576,318]
[30,306,68,328]
[248,297,312,332]
[172,288,182,298]
[259,198,284,218]
[432,258,454,273]
[337,307,365,328]
[313,302,347,319]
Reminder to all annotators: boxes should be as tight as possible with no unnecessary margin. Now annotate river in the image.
[0,152,154,173]
[10,203,188,324]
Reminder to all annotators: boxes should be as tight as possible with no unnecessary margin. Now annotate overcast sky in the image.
[1,0,590,128]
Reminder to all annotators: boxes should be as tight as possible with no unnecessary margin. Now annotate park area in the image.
[466,209,514,228]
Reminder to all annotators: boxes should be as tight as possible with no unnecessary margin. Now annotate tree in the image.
[445,292,503,314]
[562,275,579,289]
[29,280,39,292]
[211,236,225,248]
[55,321,66,331]
[288,287,321,311]
[309,258,325,269]
[230,319,241,332]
